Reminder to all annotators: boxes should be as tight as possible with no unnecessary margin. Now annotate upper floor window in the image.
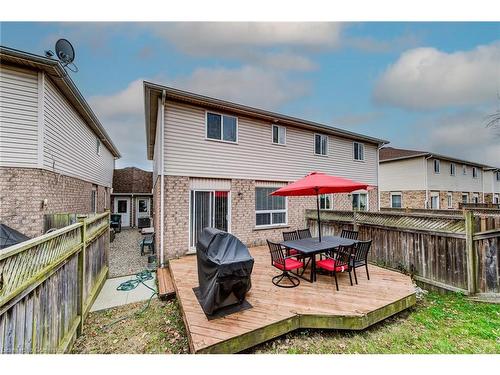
[496,171,500,181]
[314,134,328,155]
[272,124,286,145]
[450,163,455,176]
[319,194,333,210]
[472,167,478,179]
[255,187,287,227]
[434,159,440,174]
[390,192,402,208]
[206,112,237,143]
[96,138,101,155]
[353,142,365,161]
[462,165,467,175]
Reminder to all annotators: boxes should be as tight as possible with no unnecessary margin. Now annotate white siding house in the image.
[0,46,120,237]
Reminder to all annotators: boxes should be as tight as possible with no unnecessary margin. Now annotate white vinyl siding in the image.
[379,157,426,191]
[163,102,378,185]
[427,159,483,193]
[43,78,114,187]
[0,66,39,167]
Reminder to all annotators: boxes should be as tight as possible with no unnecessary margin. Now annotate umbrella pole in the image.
[316,189,321,242]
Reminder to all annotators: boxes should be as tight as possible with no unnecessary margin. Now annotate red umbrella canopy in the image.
[271,171,371,196]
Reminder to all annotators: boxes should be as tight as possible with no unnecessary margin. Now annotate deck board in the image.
[157,267,175,300]
[170,246,416,353]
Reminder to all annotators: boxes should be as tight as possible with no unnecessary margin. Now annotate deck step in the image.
[157,266,176,300]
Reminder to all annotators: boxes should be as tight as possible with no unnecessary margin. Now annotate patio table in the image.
[280,235,358,283]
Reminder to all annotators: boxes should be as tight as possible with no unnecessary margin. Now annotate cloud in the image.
[411,110,500,167]
[373,42,500,110]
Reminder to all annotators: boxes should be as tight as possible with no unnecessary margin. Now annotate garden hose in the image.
[101,270,158,331]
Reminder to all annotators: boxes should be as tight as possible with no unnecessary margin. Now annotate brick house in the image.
[379,147,499,210]
[0,46,120,238]
[111,167,153,228]
[143,83,387,265]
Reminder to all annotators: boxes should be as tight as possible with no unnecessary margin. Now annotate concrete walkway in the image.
[90,273,157,312]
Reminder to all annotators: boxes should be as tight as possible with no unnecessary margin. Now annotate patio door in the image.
[114,197,130,227]
[190,190,230,249]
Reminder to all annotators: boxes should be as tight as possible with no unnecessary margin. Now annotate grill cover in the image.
[196,228,254,315]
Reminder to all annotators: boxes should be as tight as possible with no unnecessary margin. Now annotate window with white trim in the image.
[430,192,439,209]
[353,142,365,161]
[96,138,101,155]
[462,165,467,175]
[473,193,479,203]
[314,134,328,155]
[447,192,453,209]
[434,159,440,174]
[255,187,287,227]
[352,193,368,211]
[472,167,478,178]
[272,124,286,145]
[494,194,499,204]
[496,171,500,181]
[450,163,455,176]
[390,192,402,208]
[91,185,97,213]
[462,193,468,204]
[206,112,237,142]
[319,194,333,210]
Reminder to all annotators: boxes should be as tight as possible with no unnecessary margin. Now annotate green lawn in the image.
[72,292,499,354]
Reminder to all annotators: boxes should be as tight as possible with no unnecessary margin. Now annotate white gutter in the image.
[160,90,166,267]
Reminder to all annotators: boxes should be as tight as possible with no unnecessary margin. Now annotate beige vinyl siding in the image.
[427,159,483,192]
[163,102,378,185]
[379,157,426,191]
[43,78,114,187]
[0,66,39,167]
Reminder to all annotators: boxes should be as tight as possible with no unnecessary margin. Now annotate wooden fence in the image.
[0,211,109,353]
[307,209,500,297]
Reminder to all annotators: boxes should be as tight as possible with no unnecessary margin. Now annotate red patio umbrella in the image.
[271,172,371,241]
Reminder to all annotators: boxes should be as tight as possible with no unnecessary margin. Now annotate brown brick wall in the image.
[484,193,493,204]
[0,167,110,238]
[153,175,380,263]
[332,189,378,211]
[380,190,427,209]
[113,167,153,194]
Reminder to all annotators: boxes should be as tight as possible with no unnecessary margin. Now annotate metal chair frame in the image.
[267,240,302,288]
[317,244,355,291]
[351,240,372,284]
[340,229,359,240]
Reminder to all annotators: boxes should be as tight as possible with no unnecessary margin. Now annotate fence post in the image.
[76,216,87,336]
[464,210,477,295]
[352,210,359,231]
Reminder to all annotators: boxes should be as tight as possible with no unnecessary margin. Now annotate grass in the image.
[72,292,500,354]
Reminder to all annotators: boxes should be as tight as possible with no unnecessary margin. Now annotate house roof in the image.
[380,147,494,169]
[112,167,153,194]
[143,81,389,161]
[0,46,121,158]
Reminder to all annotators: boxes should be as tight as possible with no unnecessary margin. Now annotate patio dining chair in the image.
[316,244,355,291]
[140,234,155,256]
[340,229,358,240]
[267,240,303,288]
[297,228,312,239]
[351,240,372,284]
[282,230,299,256]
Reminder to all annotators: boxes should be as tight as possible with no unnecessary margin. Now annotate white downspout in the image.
[376,143,383,211]
[424,155,432,209]
[160,90,166,267]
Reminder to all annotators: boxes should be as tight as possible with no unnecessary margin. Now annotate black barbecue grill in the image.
[195,228,254,316]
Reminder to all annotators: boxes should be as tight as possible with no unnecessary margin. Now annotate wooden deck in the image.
[169,246,416,354]
[157,267,176,300]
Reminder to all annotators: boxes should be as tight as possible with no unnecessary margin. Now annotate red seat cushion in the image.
[273,258,304,271]
[316,259,348,272]
[289,249,299,256]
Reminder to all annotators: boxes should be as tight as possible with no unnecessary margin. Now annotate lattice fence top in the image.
[306,209,466,234]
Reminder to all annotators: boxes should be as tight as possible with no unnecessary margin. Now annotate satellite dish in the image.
[55,39,75,65]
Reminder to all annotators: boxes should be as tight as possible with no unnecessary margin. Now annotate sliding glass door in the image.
[190,190,229,249]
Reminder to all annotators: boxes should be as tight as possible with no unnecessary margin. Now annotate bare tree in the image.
[486,110,500,133]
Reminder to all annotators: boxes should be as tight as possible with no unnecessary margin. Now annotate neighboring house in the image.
[144,83,387,264]
[111,167,153,228]
[379,147,499,210]
[0,46,120,237]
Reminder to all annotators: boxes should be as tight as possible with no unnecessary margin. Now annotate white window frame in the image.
[91,186,97,213]
[450,163,455,176]
[462,165,467,175]
[314,133,328,156]
[434,159,440,174]
[271,124,286,145]
[390,192,402,208]
[494,194,499,204]
[353,142,365,161]
[96,138,101,156]
[319,194,334,210]
[447,192,453,209]
[496,171,500,181]
[430,192,440,209]
[255,187,288,228]
[472,167,478,179]
[352,192,369,211]
[462,193,469,204]
[473,193,480,204]
[205,111,238,144]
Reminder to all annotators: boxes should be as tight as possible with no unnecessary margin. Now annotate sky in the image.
[1,22,499,170]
